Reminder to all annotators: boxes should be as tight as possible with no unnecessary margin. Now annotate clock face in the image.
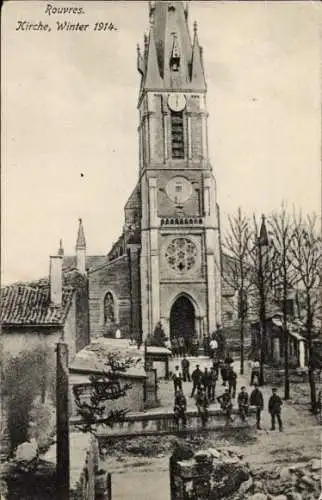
[168,93,186,112]
[166,176,192,204]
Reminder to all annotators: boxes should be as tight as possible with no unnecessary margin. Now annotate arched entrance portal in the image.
[170,295,195,355]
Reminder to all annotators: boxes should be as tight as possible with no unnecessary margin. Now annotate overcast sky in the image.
[2,1,321,284]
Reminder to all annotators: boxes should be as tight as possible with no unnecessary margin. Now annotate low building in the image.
[250,313,307,368]
[1,240,90,368]
[69,338,151,415]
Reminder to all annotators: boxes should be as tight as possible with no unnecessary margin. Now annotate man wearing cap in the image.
[268,388,283,431]
[250,382,264,430]
[191,364,203,397]
[237,386,249,421]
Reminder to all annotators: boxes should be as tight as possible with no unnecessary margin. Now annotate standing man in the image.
[172,365,182,393]
[195,387,209,426]
[209,366,217,402]
[181,355,191,382]
[250,357,260,386]
[191,364,203,397]
[192,336,199,357]
[250,382,264,430]
[227,367,237,399]
[209,337,218,360]
[173,389,187,428]
[237,386,249,422]
[268,388,283,431]
[203,336,210,357]
[172,337,179,358]
[178,335,185,358]
[215,323,225,359]
[220,360,228,387]
[202,367,212,401]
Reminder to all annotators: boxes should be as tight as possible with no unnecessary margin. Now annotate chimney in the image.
[76,218,86,274]
[50,241,64,306]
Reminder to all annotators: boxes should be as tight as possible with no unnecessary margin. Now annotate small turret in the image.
[76,218,86,274]
[190,21,206,90]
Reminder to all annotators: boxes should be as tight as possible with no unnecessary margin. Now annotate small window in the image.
[171,111,184,159]
[175,184,182,192]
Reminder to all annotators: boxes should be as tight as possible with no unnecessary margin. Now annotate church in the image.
[65,2,230,348]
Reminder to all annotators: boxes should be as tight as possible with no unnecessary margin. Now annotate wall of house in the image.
[2,328,61,362]
[88,256,132,339]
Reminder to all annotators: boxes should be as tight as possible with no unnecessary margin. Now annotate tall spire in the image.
[76,218,86,250]
[140,2,208,92]
[190,20,206,90]
[151,1,191,87]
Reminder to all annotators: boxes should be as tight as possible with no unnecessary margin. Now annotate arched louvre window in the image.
[104,292,115,324]
[171,111,184,159]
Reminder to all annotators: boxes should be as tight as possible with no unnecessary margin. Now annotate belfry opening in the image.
[170,295,195,353]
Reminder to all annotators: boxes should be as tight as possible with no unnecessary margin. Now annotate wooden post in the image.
[106,472,112,500]
[56,342,70,499]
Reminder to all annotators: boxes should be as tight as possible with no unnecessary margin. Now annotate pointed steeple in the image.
[143,23,163,89]
[76,218,86,250]
[57,238,64,256]
[152,1,191,87]
[190,21,206,90]
[258,215,269,247]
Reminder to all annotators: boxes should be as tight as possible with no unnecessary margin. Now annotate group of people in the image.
[171,323,225,359]
[171,336,199,357]
[173,355,239,401]
[172,355,284,431]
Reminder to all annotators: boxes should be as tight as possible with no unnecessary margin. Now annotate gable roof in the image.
[0,268,86,327]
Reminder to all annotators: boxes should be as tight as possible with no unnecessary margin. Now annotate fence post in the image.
[56,342,70,499]
[107,472,112,500]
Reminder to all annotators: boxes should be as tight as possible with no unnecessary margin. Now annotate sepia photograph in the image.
[1,1,321,499]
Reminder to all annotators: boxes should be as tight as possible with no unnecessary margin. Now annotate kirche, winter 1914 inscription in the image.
[15,20,118,32]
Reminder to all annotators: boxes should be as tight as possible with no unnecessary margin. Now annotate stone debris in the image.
[170,444,320,500]
[238,458,321,500]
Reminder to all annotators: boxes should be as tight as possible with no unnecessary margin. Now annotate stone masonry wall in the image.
[88,256,131,339]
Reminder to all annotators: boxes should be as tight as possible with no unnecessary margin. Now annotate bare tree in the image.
[290,212,321,411]
[248,214,280,385]
[222,208,252,374]
[268,205,299,400]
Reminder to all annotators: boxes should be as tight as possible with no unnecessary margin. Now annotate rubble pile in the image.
[170,445,321,500]
[170,447,251,499]
[233,458,321,500]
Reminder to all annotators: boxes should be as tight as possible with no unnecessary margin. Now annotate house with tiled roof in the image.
[1,238,90,365]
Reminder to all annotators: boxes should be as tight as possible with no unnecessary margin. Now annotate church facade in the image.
[70,2,224,346]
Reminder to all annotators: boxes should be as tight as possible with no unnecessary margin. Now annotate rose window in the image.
[165,238,197,273]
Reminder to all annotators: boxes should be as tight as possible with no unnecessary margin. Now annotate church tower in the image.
[137,1,222,342]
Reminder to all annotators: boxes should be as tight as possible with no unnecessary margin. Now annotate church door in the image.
[170,296,195,354]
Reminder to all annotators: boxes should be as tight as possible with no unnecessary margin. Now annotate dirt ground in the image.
[101,419,320,499]
[100,360,321,500]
